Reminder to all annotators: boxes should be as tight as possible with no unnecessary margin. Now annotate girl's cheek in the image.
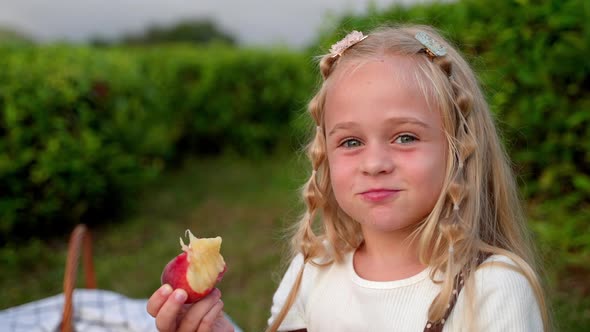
[329,155,353,175]
[328,157,352,185]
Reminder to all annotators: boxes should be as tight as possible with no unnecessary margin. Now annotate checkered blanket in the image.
[0,289,242,332]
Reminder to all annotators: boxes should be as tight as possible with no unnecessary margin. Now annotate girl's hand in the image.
[147,284,234,332]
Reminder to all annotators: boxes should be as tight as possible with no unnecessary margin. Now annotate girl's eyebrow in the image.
[327,121,359,137]
[384,117,431,129]
[327,117,430,137]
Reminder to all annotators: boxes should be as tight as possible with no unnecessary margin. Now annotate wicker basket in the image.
[59,224,97,332]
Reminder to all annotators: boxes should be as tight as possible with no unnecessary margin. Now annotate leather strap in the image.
[424,252,492,332]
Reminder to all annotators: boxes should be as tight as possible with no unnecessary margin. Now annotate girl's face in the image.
[324,56,447,235]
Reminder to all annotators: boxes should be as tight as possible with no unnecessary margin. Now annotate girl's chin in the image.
[358,219,417,234]
[359,210,412,227]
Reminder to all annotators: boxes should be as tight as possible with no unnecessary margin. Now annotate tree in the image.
[120,18,235,45]
[0,26,34,45]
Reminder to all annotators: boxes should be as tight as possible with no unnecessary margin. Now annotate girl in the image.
[267,25,549,331]
[146,24,549,331]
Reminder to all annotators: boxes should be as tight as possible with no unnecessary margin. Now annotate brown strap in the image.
[424,252,492,332]
[60,224,97,332]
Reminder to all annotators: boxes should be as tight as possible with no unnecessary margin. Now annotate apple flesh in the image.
[161,230,227,303]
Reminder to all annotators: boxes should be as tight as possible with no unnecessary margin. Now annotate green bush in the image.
[138,45,315,154]
[0,44,314,242]
[0,46,159,241]
[1,0,587,284]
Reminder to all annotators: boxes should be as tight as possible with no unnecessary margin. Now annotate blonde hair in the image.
[268,24,549,331]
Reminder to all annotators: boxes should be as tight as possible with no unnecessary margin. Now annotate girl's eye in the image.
[340,138,362,148]
[395,134,417,144]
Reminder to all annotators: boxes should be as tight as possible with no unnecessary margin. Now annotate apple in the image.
[161,230,227,303]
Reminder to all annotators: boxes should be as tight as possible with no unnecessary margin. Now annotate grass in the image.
[1,154,589,331]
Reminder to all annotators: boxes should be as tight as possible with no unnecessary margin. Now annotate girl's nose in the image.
[360,143,395,176]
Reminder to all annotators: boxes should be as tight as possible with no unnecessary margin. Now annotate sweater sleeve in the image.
[472,255,544,332]
[267,254,307,331]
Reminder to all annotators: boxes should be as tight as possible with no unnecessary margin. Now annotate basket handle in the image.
[60,224,97,332]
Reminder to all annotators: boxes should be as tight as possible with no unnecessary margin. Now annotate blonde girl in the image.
[267,24,549,331]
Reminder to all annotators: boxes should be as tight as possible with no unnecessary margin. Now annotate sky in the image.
[0,0,422,48]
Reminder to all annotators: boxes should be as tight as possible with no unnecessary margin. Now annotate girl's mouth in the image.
[359,189,401,202]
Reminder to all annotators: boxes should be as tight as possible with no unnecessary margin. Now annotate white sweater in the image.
[268,252,542,332]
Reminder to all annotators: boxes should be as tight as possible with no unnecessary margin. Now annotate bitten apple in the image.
[161,230,227,303]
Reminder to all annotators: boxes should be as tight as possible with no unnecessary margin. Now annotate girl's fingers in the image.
[147,285,226,332]
[146,284,173,317]
[195,300,224,332]
[155,288,188,332]
[176,288,222,332]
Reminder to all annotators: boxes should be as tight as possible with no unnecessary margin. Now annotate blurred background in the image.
[0,0,588,331]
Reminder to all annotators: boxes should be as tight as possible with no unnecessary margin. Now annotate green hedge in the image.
[0,44,314,242]
[1,0,587,257]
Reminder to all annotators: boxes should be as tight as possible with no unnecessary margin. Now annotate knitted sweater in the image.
[268,252,542,331]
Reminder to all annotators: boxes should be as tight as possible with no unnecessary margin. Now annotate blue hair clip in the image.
[415,31,447,59]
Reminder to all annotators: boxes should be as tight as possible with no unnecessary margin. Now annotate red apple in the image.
[161,230,227,303]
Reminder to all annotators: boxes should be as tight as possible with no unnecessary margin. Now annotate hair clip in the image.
[415,31,447,59]
[329,30,368,58]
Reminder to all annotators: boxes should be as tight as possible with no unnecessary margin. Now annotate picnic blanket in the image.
[0,289,243,332]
